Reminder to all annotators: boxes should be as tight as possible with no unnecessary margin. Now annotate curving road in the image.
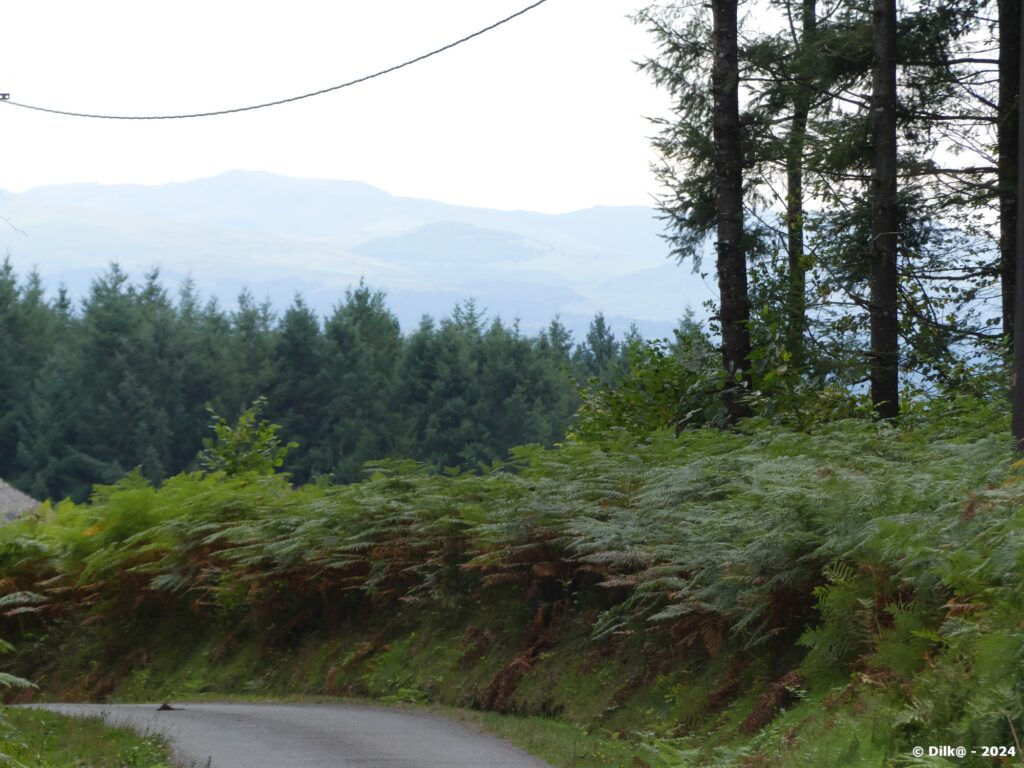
[32,702,553,768]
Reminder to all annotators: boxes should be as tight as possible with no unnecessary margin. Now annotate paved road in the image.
[32,702,553,768]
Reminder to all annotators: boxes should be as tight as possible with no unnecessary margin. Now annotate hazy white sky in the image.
[2,0,671,213]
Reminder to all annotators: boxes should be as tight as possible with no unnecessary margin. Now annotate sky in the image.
[1,0,672,214]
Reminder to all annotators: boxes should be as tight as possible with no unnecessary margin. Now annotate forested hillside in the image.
[0,261,637,501]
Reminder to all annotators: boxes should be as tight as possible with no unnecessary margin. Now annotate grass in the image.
[451,707,670,768]
[0,707,174,768]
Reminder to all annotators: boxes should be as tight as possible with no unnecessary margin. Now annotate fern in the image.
[0,413,1019,758]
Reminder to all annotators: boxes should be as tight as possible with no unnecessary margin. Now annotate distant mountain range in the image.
[0,171,714,339]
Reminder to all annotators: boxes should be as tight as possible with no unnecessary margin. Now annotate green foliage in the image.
[0,592,43,692]
[798,563,876,674]
[198,397,297,477]
[638,0,1003,416]
[571,315,724,439]
[572,311,872,438]
[0,5,1016,764]
[743,304,872,429]
[0,708,174,768]
[0,265,625,501]
[0,409,1019,767]
[2,411,1015,712]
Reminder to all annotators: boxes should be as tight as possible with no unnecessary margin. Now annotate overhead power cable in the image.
[2,0,550,120]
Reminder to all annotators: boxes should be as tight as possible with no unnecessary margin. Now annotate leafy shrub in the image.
[198,396,297,477]
[570,316,725,440]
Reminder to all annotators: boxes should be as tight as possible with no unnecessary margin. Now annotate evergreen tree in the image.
[0,260,22,479]
[572,312,620,385]
[535,317,579,439]
[16,346,120,502]
[1013,4,1024,449]
[414,303,491,470]
[74,264,137,473]
[710,0,753,421]
[268,296,325,483]
[165,280,232,472]
[999,0,1020,340]
[477,319,546,454]
[226,289,277,411]
[0,270,582,493]
[869,0,900,419]
[0,263,60,480]
[314,284,402,482]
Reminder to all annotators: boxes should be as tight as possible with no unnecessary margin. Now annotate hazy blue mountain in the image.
[0,171,713,339]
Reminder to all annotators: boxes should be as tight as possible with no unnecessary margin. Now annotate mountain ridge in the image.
[0,171,712,338]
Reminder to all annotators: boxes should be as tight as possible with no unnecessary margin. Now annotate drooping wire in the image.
[2,0,550,120]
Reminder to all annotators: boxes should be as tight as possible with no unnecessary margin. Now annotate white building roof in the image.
[0,480,38,522]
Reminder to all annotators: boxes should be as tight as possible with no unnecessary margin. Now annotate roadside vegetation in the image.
[0,707,173,768]
[0,390,1020,767]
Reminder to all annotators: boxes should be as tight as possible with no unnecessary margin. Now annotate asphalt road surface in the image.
[32,702,554,768]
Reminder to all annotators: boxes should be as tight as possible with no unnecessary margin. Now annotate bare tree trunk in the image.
[785,0,816,370]
[1000,0,1020,343]
[711,0,752,421]
[869,0,899,420]
[1013,3,1024,450]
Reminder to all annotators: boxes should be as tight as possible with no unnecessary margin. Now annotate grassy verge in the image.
[449,707,668,768]
[0,707,174,768]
